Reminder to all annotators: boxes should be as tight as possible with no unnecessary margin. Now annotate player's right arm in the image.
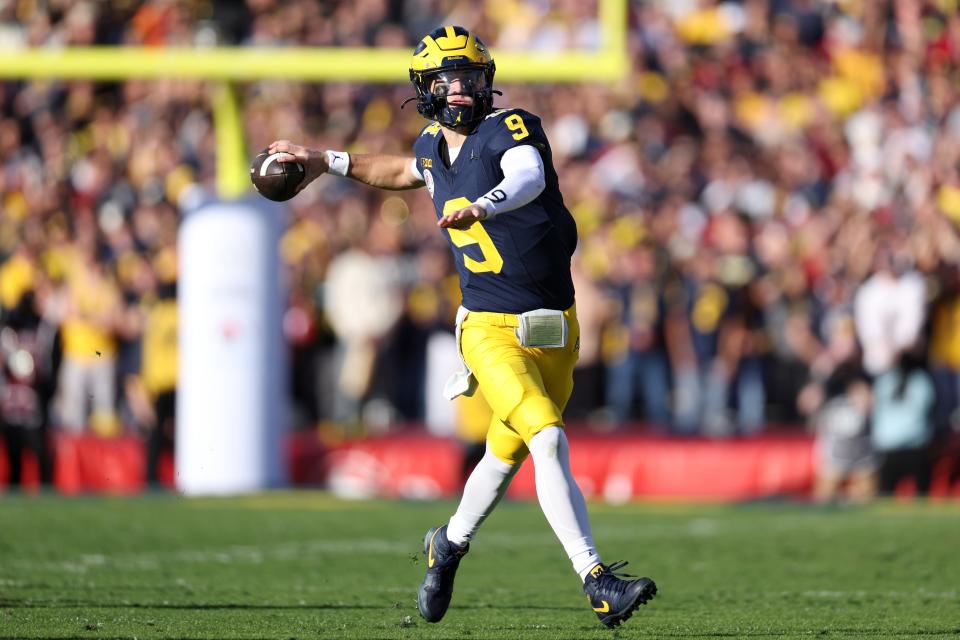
[267,140,424,191]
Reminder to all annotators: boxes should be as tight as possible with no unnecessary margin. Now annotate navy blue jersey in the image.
[412,108,577,313]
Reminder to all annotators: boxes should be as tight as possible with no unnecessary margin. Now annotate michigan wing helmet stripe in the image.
[411,26,491,71]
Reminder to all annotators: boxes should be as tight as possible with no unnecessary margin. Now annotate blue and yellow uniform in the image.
[413,108,577,313]
[413,108,580,464]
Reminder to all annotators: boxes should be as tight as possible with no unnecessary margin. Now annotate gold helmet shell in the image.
[410,25,493,72]
[408,26,497,128]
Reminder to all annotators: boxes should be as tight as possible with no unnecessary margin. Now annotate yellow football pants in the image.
[459,305,580,464]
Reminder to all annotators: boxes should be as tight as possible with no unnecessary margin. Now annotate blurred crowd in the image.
[2,0,960,494]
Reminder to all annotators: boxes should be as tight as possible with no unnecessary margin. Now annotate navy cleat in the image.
[583,561,657,628]
[417,524,469,623]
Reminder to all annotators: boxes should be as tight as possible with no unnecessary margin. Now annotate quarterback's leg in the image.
[533,307,657,628]
[527,426,599,578]
[447,418,524,545]
[527,425,655,627]
[418,329,528,623]
[524,308,601,578]
[418,419,524,623]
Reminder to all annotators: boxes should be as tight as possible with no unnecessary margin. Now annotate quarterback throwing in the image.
[268,26,657,629]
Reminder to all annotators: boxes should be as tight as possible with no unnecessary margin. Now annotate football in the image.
[250,149,305,201]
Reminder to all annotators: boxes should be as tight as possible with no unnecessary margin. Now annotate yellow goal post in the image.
[0,0,628,198]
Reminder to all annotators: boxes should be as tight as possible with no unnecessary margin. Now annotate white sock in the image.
[446,448,519,546]
[528,427,602,581]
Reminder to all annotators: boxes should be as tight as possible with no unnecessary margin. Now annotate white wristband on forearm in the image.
[325,150,350,177]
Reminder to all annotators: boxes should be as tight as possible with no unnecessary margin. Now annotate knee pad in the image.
[528,425,564,456]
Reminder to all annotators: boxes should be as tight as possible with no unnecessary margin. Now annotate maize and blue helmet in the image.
[408,26,497,129]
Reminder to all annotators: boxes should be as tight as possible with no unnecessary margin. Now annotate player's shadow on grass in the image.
[0,599,581,612]
[0,601,381,610]
[458,604,582,611]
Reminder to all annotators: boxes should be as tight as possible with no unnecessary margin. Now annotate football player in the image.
[268,26,656,629]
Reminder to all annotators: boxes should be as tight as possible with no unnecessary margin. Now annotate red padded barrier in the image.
[0,433,175,494]
[2,429,958,499]
[53,433,145,495]
[312,432,817,501]
[499,436,816,501]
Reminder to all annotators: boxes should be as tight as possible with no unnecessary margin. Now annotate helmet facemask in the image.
[409,64,498,129]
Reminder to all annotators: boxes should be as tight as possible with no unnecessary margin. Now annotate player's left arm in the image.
[437,144,546,229]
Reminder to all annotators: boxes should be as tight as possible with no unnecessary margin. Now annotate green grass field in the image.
[2,494,958,639]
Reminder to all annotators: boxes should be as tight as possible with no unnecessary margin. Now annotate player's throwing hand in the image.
[267,140,328,193]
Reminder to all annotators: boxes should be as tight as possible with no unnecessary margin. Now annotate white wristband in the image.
[325,150,350,177]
